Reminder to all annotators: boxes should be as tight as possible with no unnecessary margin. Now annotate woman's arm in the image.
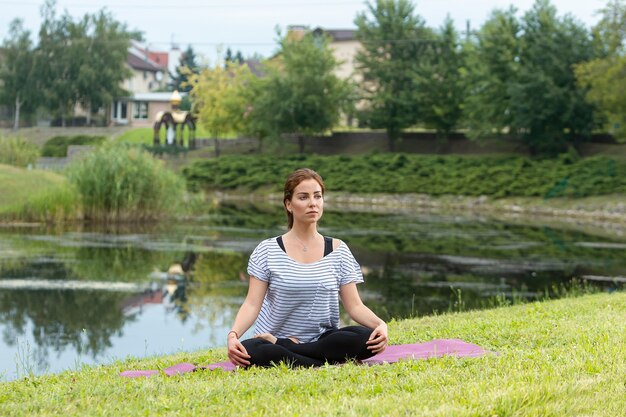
[227,276,268,367]
[339,282,388,353]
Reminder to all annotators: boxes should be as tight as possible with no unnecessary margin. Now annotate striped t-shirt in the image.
[247,236,364,343]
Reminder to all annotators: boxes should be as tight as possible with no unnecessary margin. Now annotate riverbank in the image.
[215,190,626,230]
[0,292,623,416]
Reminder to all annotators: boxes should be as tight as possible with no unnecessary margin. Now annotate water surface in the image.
[1,202,624,380]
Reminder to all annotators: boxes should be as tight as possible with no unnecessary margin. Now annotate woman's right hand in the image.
[227,334,251,367]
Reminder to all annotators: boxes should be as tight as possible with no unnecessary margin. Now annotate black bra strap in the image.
[324,236,333,256]
[276,236,286,252]
[276,236,334,257]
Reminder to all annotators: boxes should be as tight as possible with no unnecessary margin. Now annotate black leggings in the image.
[241,326,376,368]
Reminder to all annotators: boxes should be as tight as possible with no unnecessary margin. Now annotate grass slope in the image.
[1,292,624,416]
[0,164,66,209]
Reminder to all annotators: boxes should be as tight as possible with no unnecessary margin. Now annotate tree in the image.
[76,10,135,125]
[36,0,135,126]
[188,62,250,156]
[263,30,351,153]
[355,0,434,151]
[36,1,81,126]
[463,7,522,139]
[575,0,626,140]
[0,19,39,130]
[224,48,245,67]
[416,16,466,142]
[465,0,596,154]
[170,45,200,93]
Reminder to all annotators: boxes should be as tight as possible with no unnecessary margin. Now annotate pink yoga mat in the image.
[119,338,490,378]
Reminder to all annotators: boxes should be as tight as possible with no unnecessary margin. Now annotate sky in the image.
[0,0,610,62]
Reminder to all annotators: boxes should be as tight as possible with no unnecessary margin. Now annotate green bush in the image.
[182,153,626,198]
[0,135,39,167]
[67,144,185,221]
[41,135,107,157]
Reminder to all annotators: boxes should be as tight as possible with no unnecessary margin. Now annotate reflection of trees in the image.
[193,251,247,283]
[0,289,135,371]
[69,246,174,282]
[359,252,592,321]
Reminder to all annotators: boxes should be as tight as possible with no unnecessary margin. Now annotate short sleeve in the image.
[247,239,270,282]
[338,243,364,286]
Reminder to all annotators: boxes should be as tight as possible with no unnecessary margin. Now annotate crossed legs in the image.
[241,326,375,368]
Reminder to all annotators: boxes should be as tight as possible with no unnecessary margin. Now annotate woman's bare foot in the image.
[255,333,277,344]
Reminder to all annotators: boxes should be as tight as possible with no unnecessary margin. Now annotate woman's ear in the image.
[285,199,292,212]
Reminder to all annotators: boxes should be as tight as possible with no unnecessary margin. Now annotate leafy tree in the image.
[76,10,135,125]
[36,2,82,126]
[170,45,200,93]
[416,16,466,142]
[263,30,351,153]
[0,19,39,130]
[35,0,135,126]
[465,0,596,154]
[236,69,276,151]
[188,62,250,156]
[224,48,245,67]
[575,0,626,140]
[463,7,522,139]
[355,0,434,151]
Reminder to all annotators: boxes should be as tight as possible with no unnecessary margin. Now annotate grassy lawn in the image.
[0,292,623,416]
[115,126,235,145]
[0,164,66,209]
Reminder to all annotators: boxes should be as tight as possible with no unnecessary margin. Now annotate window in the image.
[112,100,128,124]
[133,101,148,120]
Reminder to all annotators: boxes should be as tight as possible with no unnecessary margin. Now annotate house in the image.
[312,28,361,82]
[110,41,182,127]
[287,26,362,83]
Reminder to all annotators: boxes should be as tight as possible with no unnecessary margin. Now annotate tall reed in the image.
[67,144,185,222]
[0,135,39,167]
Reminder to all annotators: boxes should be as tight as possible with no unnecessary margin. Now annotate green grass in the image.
[0,164,66,209]
[0,292,623,416]
[115,126,234,146]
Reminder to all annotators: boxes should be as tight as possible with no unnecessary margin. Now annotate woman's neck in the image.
[289,223,319,240]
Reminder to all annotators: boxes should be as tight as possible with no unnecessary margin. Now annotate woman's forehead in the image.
[294,179,322,193]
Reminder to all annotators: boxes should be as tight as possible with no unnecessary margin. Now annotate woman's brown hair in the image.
[283,168,325,229]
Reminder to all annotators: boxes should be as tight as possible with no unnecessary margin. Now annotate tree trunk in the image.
[13,94,21,131]
[86,101,92,126]
[214,137,221,157]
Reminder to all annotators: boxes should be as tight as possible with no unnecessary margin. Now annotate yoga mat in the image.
[120,338,490,378]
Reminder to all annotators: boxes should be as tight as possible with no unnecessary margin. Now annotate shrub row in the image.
[182,153,626,198]
[42,135,107,157]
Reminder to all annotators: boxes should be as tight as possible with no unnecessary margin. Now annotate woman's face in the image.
[285,179,324,226]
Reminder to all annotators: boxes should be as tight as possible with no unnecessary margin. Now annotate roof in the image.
[245,59,265,77]
[127,47,166,72]
[313,28,357,42]
[148,51,169,68]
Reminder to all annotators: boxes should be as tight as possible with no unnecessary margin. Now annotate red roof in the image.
[148,51,169,68]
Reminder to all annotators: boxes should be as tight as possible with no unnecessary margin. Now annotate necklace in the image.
[293,234,316,252]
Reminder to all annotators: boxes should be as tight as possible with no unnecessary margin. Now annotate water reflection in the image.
[0,202,624,379]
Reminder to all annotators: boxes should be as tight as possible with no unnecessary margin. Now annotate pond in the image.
[0,201,625,380]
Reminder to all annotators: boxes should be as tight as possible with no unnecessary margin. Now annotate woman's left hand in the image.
[366,322,388,354]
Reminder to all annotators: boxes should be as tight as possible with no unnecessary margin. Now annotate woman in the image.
[227,168,388,368]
